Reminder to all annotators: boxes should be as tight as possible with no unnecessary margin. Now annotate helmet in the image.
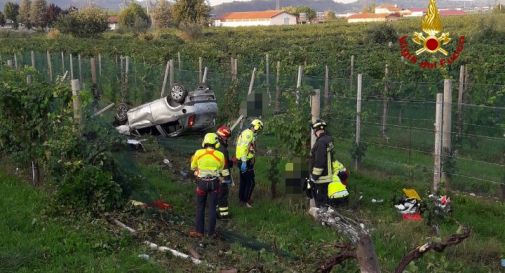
[251,119,264,131]
[312,119,327,131]
[216,125,231,139]
[202,133,220,148]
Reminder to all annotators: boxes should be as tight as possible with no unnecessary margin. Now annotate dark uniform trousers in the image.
[238,160,255,203]
[195,178,220,235]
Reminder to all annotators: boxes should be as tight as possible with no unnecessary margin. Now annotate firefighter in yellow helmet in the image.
[189,133,227,238]
[235,119,263,208]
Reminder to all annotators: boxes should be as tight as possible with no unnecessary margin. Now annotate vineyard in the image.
[0,12,504,273]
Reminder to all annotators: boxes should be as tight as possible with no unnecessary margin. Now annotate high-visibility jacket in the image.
[190,148,228,178]
[310,132,334,183]
[236,128,256,162]
[328,161,349,199]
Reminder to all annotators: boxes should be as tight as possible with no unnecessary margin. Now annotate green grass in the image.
[0,171,165,273]
[134,148,505,273]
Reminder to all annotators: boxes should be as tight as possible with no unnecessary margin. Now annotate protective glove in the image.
[240,161,247,173]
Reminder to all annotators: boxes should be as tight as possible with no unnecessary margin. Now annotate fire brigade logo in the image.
[398,0,465,69]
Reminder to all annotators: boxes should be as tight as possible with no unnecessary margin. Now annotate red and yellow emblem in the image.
[412,0,451,55]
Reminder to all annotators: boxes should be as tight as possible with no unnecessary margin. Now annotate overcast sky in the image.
[194,0,357,6]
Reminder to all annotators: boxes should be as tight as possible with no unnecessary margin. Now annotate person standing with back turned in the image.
[308,119,334,209]
[236,119,263,208]
[189,133,227,238]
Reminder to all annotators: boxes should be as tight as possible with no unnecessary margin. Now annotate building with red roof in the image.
[214,10,297,27]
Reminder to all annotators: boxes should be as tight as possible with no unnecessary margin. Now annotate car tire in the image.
[170,83,188,103]
[115,102,130,125]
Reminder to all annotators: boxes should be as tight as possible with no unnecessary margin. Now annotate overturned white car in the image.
[115,84,218,137]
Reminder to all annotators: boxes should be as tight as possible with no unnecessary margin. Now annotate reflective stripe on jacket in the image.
[190,148,226,178]
[310,133,334,184]
[236,128,255,161]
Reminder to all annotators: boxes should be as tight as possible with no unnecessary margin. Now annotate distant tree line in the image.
[1,0,211,37]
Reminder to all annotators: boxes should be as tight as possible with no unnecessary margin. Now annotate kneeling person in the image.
[327,160,350,207]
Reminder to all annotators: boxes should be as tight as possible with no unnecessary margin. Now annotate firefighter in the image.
[216,125,233,219]
[236,119,263,208]
[189,133,227,238]
[308,119,334,208]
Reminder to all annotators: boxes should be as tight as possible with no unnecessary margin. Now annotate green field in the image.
[1,12,505,273]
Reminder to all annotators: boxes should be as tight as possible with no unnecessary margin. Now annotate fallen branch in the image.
[394,227,471,273]
[113,219,211,268]
[317,244,356,273]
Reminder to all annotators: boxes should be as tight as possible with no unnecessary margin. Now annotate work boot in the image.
[245,202,253,208]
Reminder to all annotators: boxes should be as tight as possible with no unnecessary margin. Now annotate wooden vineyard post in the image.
[91,57,98,100]
[7,60,12,67]
[26,74,32,85]
[78,54,83,84]
[296,65,303,104]
[71,79,82,126]
[199,57,203,84]
[47,51,53,82]
[248,67,257,96]
[266,53,271,106]
[433,93,443,193]
[169,59,174,88]
[234,58,238,80]
[98,54,102,77]
[310,89,321,209]
[160,60,170,97]
[202,67,208,84]
[69,54,74,79]
[177,52,181,72]
[61,52,65,73]
[381,63,389,139]
[14,53,18,69]
[275,61,281,113]
[124,56,130,99]
[230,57,234,80]
[442,79,452,192]
[355,74,362,171]
[31,50,35,69]
[457,65,465,140]
[350,55,354,92]
[324,65,329,110]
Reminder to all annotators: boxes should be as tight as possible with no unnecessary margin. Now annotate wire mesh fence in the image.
[1,51,504,198]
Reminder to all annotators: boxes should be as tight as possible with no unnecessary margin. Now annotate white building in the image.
[214,10,297,27]
[375,4,401,14]
[347,12,401,23]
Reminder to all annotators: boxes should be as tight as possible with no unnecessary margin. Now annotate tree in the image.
[55,7,108,38]
[282,6,316,21]
[171,0,210,26]
[4,2,19,27]
[0,12,5,26]
[45,3,62,27]
[118,2,150,32]
[18,0,31,29]
[152,0,172,29]
[30,0,47,29]
[324,10,336,21]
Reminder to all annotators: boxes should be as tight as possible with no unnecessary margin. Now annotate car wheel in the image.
[170,83,188,103]
[115,102,130,124]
